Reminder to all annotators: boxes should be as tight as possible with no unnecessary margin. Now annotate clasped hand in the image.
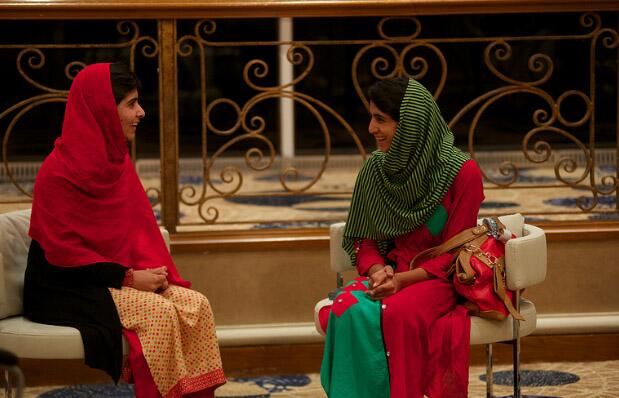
[133,266,169,292]
[367,265,400,300]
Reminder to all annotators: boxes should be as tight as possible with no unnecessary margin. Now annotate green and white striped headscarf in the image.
[343,78,470,263]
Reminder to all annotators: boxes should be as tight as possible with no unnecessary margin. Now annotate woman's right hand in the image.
[132,266,168,292]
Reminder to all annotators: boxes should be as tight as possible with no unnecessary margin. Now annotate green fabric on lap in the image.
[321,281,390,398]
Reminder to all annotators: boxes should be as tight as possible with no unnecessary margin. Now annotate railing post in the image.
[158,19,179,233]
[278,17,295,165]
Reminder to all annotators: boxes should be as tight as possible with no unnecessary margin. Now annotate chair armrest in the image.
[329,223,354,273]
[314,298,333,336]
[505,224,547,290]
[159,227,170,253]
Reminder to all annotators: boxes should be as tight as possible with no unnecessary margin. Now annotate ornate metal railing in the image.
[0,5,617,233]
[0,21,159,197]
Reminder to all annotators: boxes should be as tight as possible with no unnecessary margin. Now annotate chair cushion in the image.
[0,316,128,359]
[0,209,32,319]
[314,298,536,343]
[469,299,536,345]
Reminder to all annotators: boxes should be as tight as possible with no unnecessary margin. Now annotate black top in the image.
[0,348,19,366]
[23,240,127,382]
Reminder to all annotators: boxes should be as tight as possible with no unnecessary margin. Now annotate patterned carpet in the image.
[12,361,619,397]
[1,163,617,229]
[170,164,619,230]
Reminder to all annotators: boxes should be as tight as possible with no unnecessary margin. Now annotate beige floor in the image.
[9,360,619,397]
[219,361,619,397]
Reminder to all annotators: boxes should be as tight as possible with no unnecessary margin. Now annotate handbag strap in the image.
[409,217,505,270]
[493,261,526,320]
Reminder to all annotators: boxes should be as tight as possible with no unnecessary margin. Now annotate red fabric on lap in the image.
[331,292,359,318]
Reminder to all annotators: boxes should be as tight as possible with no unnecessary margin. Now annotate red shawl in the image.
[29,63,189,287]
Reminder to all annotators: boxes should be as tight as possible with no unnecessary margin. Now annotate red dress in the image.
[356,160,484,398]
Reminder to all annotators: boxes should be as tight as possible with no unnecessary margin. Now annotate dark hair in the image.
[110,63,141,104]
[368,77,409,122]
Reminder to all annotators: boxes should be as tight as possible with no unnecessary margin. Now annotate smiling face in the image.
[368,101,398,152]
[116,88,145,141]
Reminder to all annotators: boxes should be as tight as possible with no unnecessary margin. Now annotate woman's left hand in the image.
[367,273,401,300]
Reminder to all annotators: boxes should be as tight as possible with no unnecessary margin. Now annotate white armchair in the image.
[314,214,547,398]
[0,209,171,391]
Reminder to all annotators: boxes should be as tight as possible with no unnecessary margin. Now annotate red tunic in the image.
[356,160,484,398]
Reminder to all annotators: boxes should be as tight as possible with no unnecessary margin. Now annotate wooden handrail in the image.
[169,220,619,252]
[1,0,618,19]
[171,227,330,253]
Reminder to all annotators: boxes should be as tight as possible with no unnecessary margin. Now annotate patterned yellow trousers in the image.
[110,285,226,397]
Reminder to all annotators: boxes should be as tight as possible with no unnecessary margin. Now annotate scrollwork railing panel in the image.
[0,20,161,210]
[1,12,617,228]
[174,12,617,228]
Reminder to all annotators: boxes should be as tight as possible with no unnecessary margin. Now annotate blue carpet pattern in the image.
[479,370,580,387]
[39,384,134,397]
[231,375,311,393]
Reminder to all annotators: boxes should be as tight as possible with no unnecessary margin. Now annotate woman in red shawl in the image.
[23,63,226,398]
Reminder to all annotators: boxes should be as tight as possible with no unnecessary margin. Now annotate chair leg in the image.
[2,366,24,398]
[512,292,522,398]
[486,343,493,398]
[3,369,12,398]
[14,365,25,398]
[3,369,10,398]
[512,334,521,398]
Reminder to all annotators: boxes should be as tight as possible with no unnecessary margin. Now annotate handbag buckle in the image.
[463,244,478,253]
[483,251,497,265]
[482,217,502,240]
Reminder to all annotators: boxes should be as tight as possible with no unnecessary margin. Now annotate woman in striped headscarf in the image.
[320,78,484,398]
